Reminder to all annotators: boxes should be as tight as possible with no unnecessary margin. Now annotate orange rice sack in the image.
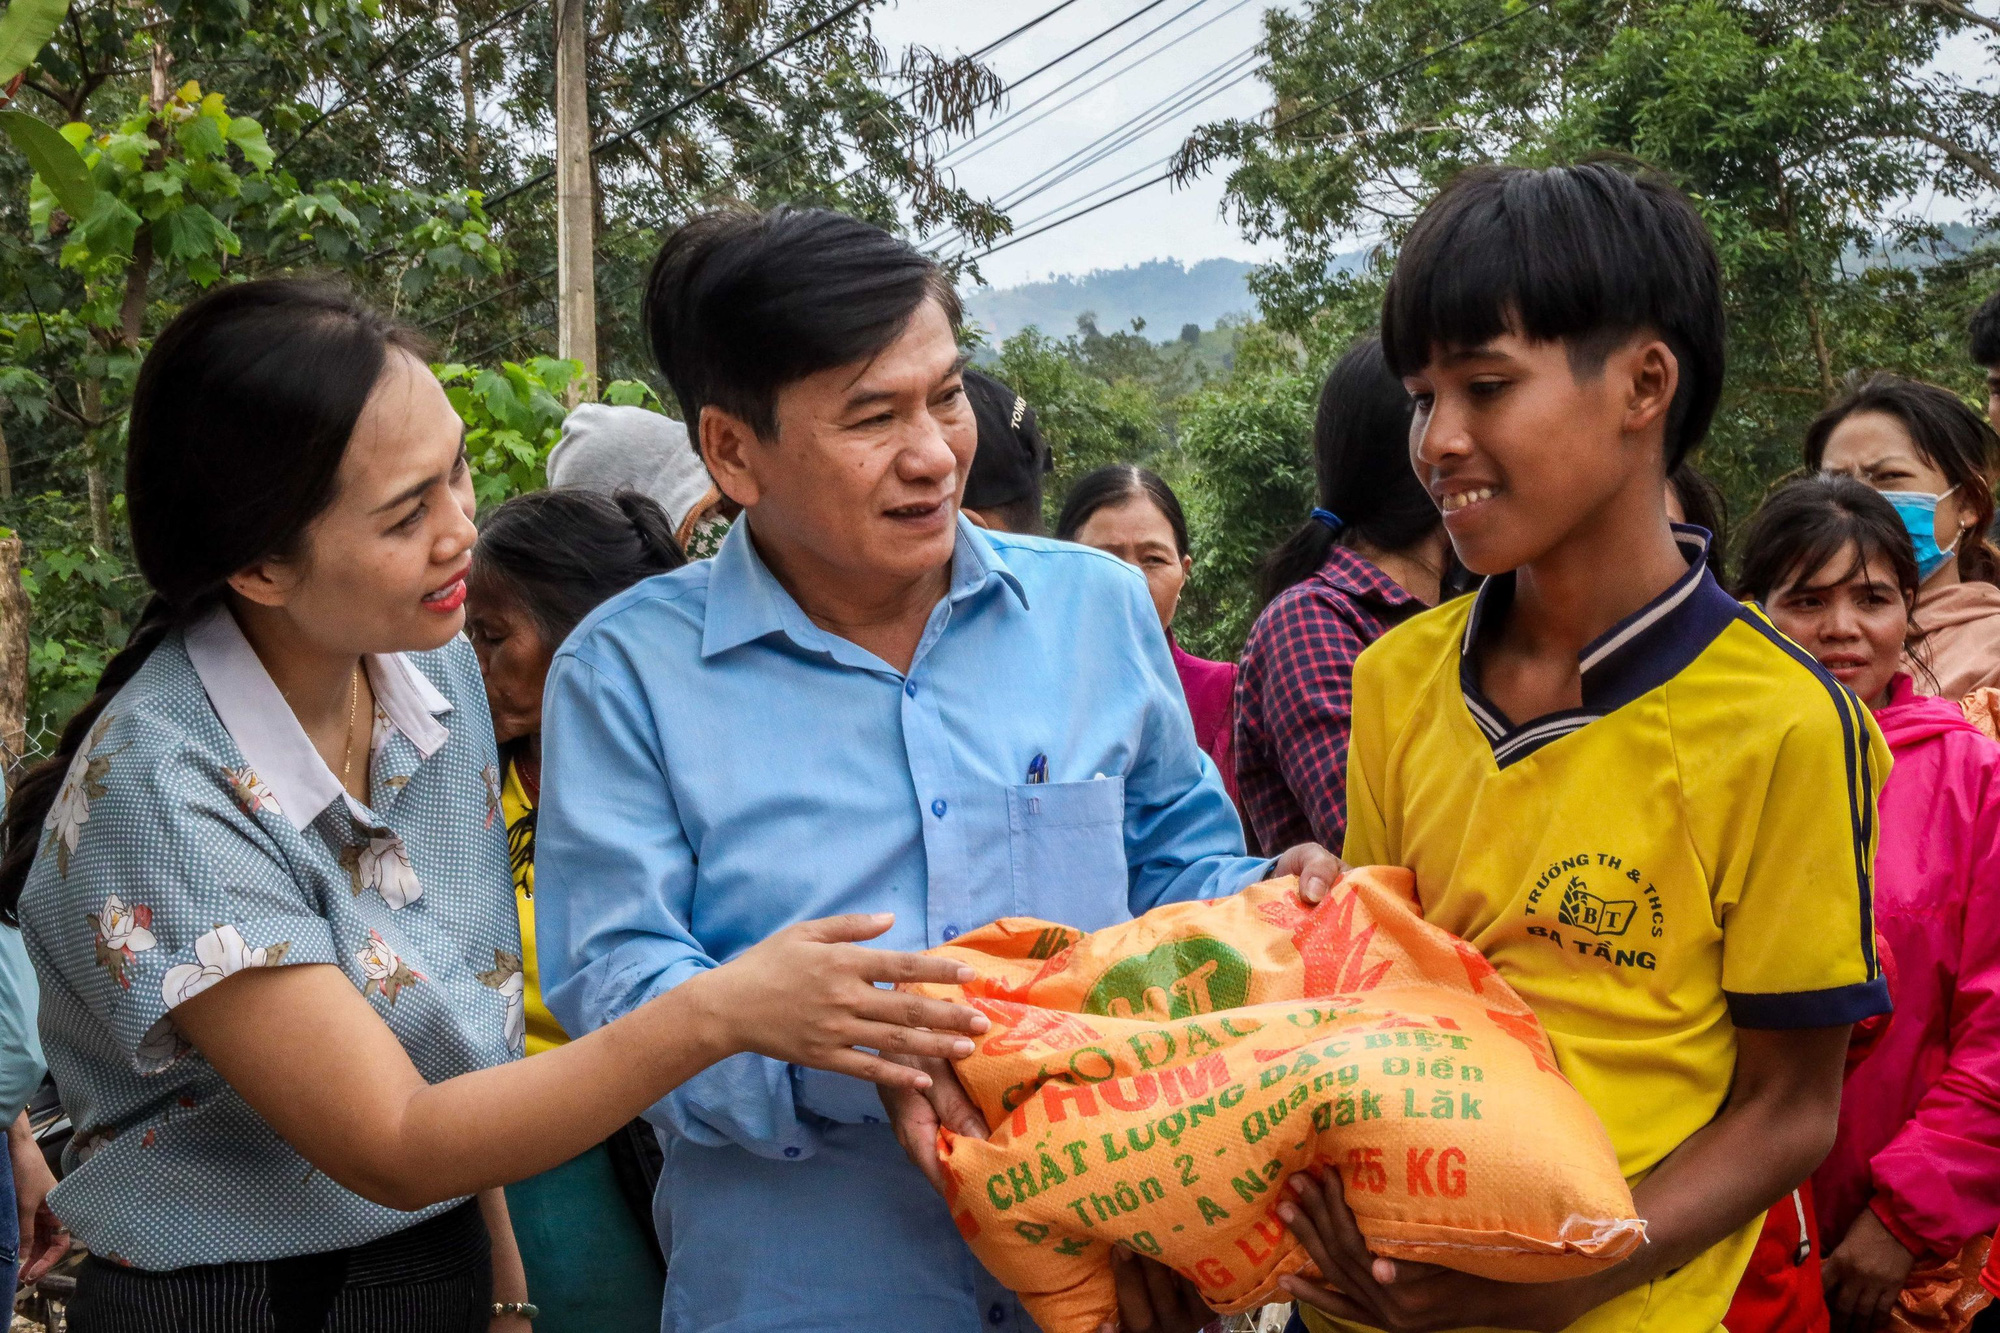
[908,869,1645,1333]
[1886,1235,1993,1333]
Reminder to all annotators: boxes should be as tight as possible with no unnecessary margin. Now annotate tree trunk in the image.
[120,226,152,349]
[1775,175,1835,398]
[0,535,27,792]
[79,379,118,636]
[149,18,172,109]
[0,409,13,501]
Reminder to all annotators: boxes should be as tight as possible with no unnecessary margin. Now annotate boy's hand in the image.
[1097,1247,1214,1333]
[1273,843,1346,903]
[1822,1207,1916,1333]
[881,1054,988,1195]
[1276,1168,1606,1333]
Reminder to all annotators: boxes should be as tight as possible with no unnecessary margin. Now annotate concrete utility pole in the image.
[554,0,597,404]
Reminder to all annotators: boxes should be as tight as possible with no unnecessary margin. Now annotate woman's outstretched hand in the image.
[691,913,988,1091]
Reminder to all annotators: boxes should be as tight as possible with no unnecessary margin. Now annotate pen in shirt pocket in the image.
[1026,753,1048,784]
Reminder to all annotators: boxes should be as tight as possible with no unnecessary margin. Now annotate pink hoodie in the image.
[1813,674,2000,1257]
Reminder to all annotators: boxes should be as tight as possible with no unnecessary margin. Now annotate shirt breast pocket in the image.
[1006,777,1128,932]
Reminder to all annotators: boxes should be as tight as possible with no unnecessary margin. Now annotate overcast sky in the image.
[868,0,1998,292]
[869,0,1295,287]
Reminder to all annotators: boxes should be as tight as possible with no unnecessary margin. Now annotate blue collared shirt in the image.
[536,516,1269,1333]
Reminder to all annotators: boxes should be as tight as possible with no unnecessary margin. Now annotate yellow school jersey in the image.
[1311,529,1890,1333]
[503,758,571,1057]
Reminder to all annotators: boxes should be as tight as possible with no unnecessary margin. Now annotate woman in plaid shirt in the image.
[1235,337,1457,853]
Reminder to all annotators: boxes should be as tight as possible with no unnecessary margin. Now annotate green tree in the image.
[1180,0,2000,521]
[991,323,1178,518]
[0,0,1014,748]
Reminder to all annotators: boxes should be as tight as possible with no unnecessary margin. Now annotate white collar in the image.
[184,605,453,831]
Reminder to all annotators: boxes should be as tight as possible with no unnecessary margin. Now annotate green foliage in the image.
[0,0,1017,744]
[990,324,1176,518]
[0,0,70,81]
[438,356,666,511]
[0,107,91,217]
[1174,368,1320,658]
[13,486,142,747]
[1183,0,2000,529]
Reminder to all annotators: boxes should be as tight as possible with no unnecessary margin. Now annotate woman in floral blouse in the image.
[0,279,984,1332]
[465,487,685,1332]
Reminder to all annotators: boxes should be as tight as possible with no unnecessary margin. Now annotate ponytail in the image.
[469,488,687,649]
[1258,338,1437,609]
[0,597,179,920]
[1257,512,1340,607]
[614,491,686,572]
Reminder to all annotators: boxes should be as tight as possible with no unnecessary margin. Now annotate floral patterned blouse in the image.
[19,605,520,1270]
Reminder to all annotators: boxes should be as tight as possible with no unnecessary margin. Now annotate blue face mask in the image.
[1879,487,1961,580]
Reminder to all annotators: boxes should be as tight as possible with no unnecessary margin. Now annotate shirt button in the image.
[942,925,960,942]
[783,1146,801,1159]
[905,680,918,698]
[931,798,948,818]
[989,1304,1007,1324]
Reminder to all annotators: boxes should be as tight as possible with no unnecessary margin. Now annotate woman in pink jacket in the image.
[1740,473,2000,1333]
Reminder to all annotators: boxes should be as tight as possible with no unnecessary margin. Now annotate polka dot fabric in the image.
[19,615,519,1270]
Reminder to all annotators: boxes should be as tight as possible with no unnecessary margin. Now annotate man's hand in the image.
[880,1054,988,1195]
[1273,843,1347,903]
[1277,1168,1605,1333]
[1822,1206,1916,1333]
[7,1111,66,1285]
[1097,1247,1214,1333]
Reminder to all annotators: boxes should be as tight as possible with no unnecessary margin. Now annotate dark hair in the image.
[974,496,1046,536]
[1736,475,1928,683]
[0,278,432,920]
[1973,287,2000,368]
[1258,338,1436,604]
[1667,463,1729,578]
[642,205,962,441]
[1382,161,1725,469]
[1801,372,2000,584]
[1056,465,1189,555]
[469,488,686,647]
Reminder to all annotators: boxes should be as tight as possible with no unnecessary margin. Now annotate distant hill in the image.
[963,250,1375,344]
[962,257,1262,344]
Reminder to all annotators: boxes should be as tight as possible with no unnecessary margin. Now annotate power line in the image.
[423,0,1115,336]
[689,0,1173,218]
[966,0,1093,60]
[935,0,1253,172]
[439,0,1255,351]
[954,0,1556,265]
[272,0,539,169]
[996,0,1186,100]
[991,45,1261,210]
[925,39,1264,256]
[478,0,876,217]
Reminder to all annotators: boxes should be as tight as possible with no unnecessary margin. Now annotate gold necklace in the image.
[340,664,363,795]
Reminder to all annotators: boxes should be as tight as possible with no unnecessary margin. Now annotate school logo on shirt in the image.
[1557,885,1636,936]
[1521,852,1666,972]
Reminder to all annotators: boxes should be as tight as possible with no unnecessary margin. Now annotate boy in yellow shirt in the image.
[1278,163,1890,1332]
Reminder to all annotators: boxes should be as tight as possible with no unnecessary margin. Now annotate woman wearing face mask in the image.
[1737,474,2000,1333]
[465,488,684,1332]
[1808,374,2000,700]
[0,279,983,1331]
[1057,465,1236,788]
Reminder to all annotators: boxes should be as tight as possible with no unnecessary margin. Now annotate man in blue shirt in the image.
[534,206,1340,1333]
